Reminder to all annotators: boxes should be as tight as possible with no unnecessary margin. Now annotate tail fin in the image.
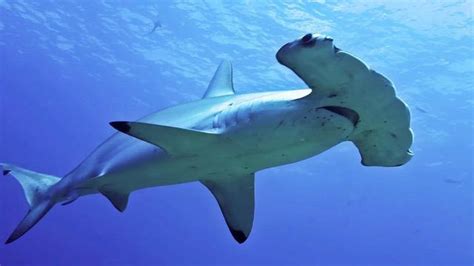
[1,163,60,244]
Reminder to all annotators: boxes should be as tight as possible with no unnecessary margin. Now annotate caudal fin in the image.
[1,163,60,244]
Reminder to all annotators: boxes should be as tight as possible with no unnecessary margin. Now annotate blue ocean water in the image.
[0,0,472,265]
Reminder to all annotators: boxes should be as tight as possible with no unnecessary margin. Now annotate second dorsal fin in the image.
[202,60,235,98]
[99,187,130,212]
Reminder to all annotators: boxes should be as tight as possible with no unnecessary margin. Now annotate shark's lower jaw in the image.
[319,106,359,127]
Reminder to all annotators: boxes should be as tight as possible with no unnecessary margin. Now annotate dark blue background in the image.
[1,1,472,265]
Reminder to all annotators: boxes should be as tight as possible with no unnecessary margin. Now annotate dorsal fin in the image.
[201,173,255,244]
[203,60,235,98]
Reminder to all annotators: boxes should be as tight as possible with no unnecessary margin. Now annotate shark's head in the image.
[277,33,414,167]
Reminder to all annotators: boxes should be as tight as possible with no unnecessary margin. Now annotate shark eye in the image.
[301,33,316,47]
[301,33,313,44]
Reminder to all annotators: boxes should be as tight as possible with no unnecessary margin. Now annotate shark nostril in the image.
[301,33,313,43]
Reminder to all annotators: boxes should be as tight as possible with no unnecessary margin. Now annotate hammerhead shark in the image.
[2,33,413,244]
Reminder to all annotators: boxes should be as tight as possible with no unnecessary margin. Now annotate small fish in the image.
[444,178,463,184]
[415,106,428,113]
[148,19,161,34]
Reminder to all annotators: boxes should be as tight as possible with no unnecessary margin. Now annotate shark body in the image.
[2,33,413,244]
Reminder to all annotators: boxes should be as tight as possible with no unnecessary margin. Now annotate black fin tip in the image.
[230,229,247,244]
[110,121,131,133]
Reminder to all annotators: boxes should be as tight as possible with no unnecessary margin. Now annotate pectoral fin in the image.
[110,122,218,155]
[201,174,255,244]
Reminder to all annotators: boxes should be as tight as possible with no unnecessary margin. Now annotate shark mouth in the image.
[320,106,360,127]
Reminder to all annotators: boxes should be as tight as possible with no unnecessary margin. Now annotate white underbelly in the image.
[86,108,353,193]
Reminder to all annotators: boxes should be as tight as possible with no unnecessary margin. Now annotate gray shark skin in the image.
[1,33,413,244]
